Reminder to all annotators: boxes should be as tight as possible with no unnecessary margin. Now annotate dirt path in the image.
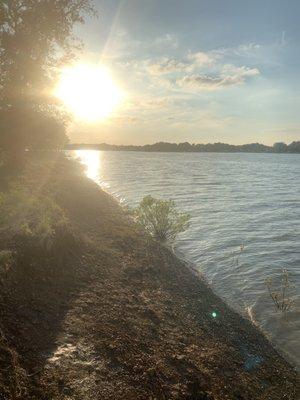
[1,164,299,399]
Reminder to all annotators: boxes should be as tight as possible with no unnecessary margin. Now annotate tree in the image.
[288,141,300,153]
[134,195,191,242]
[273,142,288,153]
[0,107,68,169]
[0,0,96,168]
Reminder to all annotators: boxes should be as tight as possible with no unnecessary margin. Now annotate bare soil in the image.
[0,157,299,399]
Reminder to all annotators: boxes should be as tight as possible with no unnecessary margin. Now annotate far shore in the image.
[66,140,300,154]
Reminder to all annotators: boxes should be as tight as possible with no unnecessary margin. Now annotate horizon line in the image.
[67,140,299,147]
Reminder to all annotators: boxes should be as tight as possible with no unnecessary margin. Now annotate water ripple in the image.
[73,151,300,369]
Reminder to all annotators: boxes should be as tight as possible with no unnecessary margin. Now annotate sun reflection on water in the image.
[75,150,101,182]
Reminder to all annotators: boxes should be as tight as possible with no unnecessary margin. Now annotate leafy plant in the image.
[0,250,14,277]
[134,195,190,242]
[0,0,97,170]
[265,269,295,313]
[0,187,74,256]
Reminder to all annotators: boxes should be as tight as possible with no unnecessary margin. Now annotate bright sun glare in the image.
[55,64,124,122]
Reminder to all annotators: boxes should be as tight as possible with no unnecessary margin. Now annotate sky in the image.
[70,0,300,145]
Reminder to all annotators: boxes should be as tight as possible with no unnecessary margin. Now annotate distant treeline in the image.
[66,141,300,153]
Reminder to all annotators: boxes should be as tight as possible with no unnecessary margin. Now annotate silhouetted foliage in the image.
[66,141,300,153]
[273,142,288,153]
[0,0,96,169]
[134,195,190,242]
[0,107,69,171]
[288,141,300,153]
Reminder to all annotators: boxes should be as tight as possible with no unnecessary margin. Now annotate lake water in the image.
[73,150,300,369]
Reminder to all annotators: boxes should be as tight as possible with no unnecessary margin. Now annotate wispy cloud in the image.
[146,57,188,75]
[176,65,260,91]
[136,45,261,92]
[102,31,180,61]
[212,43,261,58]
[146,51,219,76]
[153,33,179,50]
[90,32,262,136]
[187,51,220,67]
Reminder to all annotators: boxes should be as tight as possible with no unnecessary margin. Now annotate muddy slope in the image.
[0,160,298,399]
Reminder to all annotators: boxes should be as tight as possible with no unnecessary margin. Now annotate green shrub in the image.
[0,250,14,276]
[134,195,190,242]
[0,187,76,259]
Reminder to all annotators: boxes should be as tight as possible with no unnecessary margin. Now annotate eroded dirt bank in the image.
[0,157,299,399]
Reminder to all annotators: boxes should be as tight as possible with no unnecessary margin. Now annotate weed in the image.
[265,269,295,313]
[0,250,14,278]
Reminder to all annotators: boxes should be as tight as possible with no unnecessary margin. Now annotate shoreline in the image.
[170,245,298,369]
[91,174,299,372]
[0,156,299,399]
[65,142,300,154]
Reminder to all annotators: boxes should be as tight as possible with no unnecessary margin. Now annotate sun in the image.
[55,64,124,122]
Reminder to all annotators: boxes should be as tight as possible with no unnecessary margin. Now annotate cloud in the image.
[235,43,261,56]
[222,64,260,81]
[177,75,224,90]
[145,48,260,82]
[187,51,220,67]
[141,97,173,109]
[102,30,261,101]
[146,57,188,75]
[102,31,180,62]
[213,43,261,58]
[177,65,260,91]
[146,50,219,76]
[153,33,179,50]
[274,30,289,50]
